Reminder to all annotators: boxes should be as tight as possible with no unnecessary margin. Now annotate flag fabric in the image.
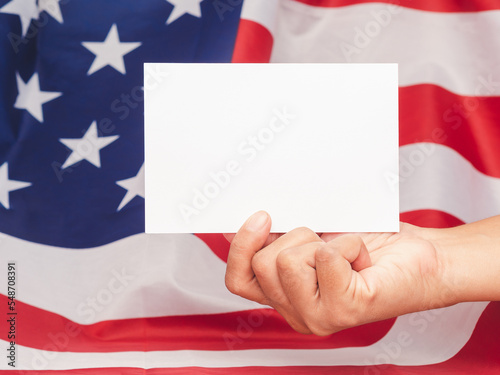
[1,0,500,373]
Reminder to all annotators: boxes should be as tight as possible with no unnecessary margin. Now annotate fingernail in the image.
[246,211,269,232]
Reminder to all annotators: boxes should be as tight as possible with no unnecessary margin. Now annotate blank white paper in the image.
[144,63,399,233]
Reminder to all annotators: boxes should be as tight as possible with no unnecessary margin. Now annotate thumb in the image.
[229,211,271,253]
[315,235,371,302]
[225,211,271,303]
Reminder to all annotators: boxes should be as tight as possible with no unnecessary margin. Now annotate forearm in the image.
[424,215,500,305]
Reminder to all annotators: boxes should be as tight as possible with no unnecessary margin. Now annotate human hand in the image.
[224,211,448,336]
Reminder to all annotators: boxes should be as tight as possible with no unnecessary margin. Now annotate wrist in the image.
[421,224,498,305]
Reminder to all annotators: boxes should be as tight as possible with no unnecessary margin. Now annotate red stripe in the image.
[0,295,393,352]
[438,302,500,370]
[232,20,273,63]
[399,84,500,178]
[4,302,497,374]
[195,233,230,262]
[292,0,500,12]
[400,210,464,228]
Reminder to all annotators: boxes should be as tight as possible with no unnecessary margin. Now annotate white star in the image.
[0,0,38,37]
[165,0,204,25]
[38,0,63,23]
[14,72,62,123]
[59,121,119,169]
[82,24,141,75]
[0,163,31,210]
[116,164,145,211]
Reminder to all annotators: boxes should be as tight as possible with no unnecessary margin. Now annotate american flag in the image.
[1,0,499,373]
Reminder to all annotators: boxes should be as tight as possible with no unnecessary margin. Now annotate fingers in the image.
[319,233,345,242]
[224,232,285,247]
[250,228,322,333]
[225,211,271,304]
[321,232,391,255]
[276,243,320,325]
[275,235,372,335]
[316,235,371,305]
[225,213,375,336]
[251,227,322,307]
[332,234,372,272]
[225,212,321,309]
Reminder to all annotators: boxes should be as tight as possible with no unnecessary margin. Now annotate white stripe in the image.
[0,232,261,324]
[400,143,500,222]
[270,2,500,96]
[240,0,279,35]
[5,303,487,370]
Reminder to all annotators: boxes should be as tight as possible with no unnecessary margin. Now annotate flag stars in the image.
[14,72,62,123]
[0,0,38,37]
[0,163,32,210]
[38,0,64,23]
[82,24,142,75]
[116,164,145,211]
[59,121,119,169]
[165,0,204,25]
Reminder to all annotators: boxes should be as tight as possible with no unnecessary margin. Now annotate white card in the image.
[144,63,399,233]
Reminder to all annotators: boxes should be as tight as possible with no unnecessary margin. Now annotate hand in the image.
[224,211,447,336]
